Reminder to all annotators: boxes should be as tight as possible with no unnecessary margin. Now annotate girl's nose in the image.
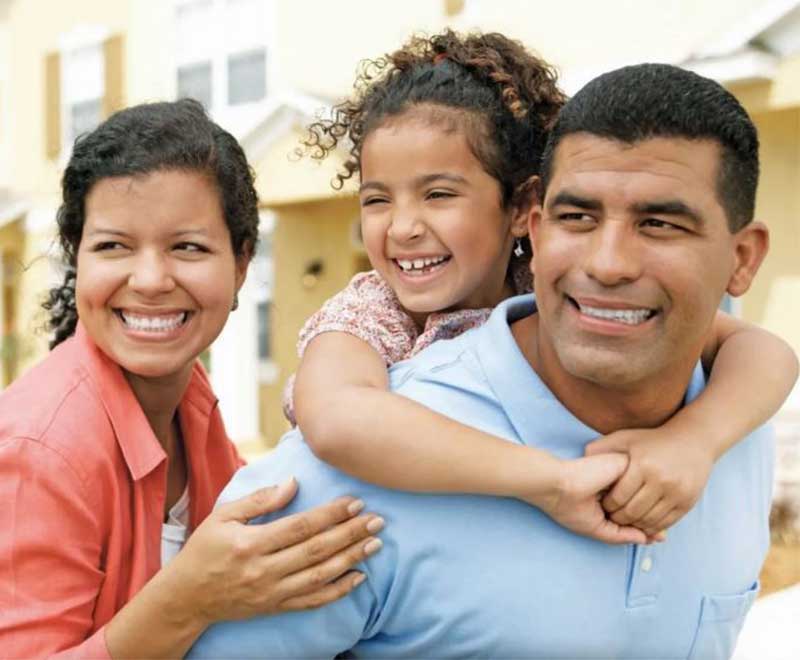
[387,207,425,243]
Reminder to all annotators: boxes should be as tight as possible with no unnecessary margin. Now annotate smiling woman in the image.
[0,100,384,659]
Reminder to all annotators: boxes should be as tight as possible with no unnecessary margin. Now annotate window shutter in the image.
[102,34,125,118]
[44,51,61,159]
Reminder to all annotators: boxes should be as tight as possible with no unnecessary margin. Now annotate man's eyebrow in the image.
[547,191,602,211]
[633,200,704,226]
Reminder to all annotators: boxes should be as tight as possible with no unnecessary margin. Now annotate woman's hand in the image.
[169,477,384,626]
[105,477,384,658]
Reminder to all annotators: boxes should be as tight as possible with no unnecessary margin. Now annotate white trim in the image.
[682,47,779,85]
[0,198,27,229]
[56,24,110,53]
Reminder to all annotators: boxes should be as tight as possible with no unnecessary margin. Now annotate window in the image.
[174,0,269,111]
[61,44,104,145]
[253,213,275,370]
[44,28,124,160]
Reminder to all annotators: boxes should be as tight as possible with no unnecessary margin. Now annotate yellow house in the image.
[1,0,799,453]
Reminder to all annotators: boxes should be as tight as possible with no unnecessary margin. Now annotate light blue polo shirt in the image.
[189,295,774,659]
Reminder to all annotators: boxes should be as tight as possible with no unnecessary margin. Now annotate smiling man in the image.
[189,64,773,659]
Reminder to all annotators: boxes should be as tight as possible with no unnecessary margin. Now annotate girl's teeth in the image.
[578,304,653,325]
[121,312,187,332]
[397,256,448,272]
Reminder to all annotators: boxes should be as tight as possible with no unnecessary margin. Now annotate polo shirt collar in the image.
[473,294,706,458]
[75,323,165,480]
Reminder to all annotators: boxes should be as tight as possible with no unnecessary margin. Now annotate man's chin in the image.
[557,347,651,389]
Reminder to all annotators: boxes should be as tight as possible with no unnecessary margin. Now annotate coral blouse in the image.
[0,324,243,659]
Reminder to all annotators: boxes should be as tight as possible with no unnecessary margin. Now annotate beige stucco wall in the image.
[747,107,800,354]
[259,195,361,445]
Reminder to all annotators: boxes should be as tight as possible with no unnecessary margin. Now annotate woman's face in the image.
[75,169,248,385]
[358,112,528,325]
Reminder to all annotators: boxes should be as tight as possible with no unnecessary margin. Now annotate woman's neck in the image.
[123,367,193,448]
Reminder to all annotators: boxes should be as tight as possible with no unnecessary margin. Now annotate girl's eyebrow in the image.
[415,173,468,186]
[359,181,389,193]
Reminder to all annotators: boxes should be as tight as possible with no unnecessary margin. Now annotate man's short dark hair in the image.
[540,63,759,231]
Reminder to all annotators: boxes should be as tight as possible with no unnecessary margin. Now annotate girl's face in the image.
[75,169,248,385]
[359,113,528,325]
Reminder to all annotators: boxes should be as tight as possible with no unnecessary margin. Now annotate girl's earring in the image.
[513,238,525,258]
[231,293,239,311]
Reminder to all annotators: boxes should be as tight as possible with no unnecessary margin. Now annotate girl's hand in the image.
[164,477,384,628]
[585,428,716,537]
[532,454,650,545]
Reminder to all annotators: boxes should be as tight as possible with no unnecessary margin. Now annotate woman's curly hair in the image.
[303,29,566,211]
[44,99,259,348]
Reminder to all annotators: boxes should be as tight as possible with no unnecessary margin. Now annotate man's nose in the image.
[583,223,643,286]
[127,250,176,295]
[386,204,425,243]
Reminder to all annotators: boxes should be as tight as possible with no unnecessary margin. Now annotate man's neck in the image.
[511,313,697,434]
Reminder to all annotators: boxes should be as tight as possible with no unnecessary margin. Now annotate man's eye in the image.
[641,218,682,231]
[557,213,594,222]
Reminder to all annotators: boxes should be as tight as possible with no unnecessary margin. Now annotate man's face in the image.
[531,134,763,390]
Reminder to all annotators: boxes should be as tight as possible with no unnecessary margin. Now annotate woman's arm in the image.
[586,310,798,536]
[294,332,648,545]
[0,438,382,659]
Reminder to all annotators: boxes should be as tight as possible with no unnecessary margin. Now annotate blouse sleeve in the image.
[297,270,418,365]
[0,438,111,660]
[282,271,418,425]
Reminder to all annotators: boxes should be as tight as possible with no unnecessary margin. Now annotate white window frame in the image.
[172,0,276,123]
[57,25,109,163]
[254,211,277,384]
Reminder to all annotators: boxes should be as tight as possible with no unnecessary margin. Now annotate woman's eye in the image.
[93,241,126,251]
[427,190,455,200]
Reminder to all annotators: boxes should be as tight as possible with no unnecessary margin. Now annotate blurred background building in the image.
[0,1,798,500]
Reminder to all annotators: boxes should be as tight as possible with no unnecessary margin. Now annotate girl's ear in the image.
[510,176,541,237]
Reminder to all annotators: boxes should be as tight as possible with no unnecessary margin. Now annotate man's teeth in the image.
[120,311,187,332]
[578,304,653,325]
[397,256,449,272]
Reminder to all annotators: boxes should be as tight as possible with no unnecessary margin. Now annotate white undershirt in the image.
[161,487,190,567]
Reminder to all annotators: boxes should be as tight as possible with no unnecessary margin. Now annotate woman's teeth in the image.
[578,303,654,325]
[120,311,188,332]
[396,255,450,274]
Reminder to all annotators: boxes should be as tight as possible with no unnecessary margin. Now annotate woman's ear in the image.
[234,241,254,291]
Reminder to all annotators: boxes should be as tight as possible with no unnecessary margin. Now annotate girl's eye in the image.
[427,190,455,200]
[361,197,389,207]
[174,242,208,253]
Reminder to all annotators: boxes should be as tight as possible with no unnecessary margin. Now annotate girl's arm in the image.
[294,331,649,545]
[586,310,798,536]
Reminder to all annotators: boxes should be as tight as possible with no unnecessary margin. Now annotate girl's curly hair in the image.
[303,29,566,211]
[44,99,259,348]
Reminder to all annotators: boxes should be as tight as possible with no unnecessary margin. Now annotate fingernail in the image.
[366,516,384,533]
[347,499,365,516]
[364,538,383,556]
[279,476,296,491]
[352,572,366,587]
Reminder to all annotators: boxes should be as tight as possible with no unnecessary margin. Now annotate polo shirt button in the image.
[641,556,654,572]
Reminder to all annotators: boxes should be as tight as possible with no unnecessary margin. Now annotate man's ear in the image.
[727,221,769,297]
[527,203,544,277]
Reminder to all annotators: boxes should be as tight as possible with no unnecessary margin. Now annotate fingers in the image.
[272,514,385,576]
[278,534,383,599]
[632,498,673,535]
[601,464,643,514]
[279,571,367,612]
[590,518,648,545]
[218,477,299,523]
[571,454,629,495]
[643,508,685,538]
[251,496,367,555]
[584,436,625,457]
[610,484,661,526]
